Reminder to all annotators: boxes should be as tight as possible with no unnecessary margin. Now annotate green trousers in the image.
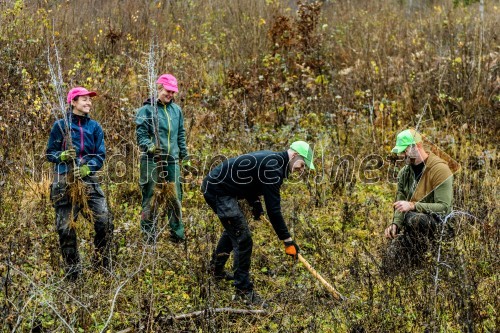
[139,158,184,240]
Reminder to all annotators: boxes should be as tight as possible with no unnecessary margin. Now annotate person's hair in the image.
[69,96,79,110]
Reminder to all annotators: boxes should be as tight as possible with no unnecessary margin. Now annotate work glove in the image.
[147,144,161,155]
[284,240,300,259]
[74,165,91,179]
[182,159,192,167]
[60,149,76,162]
[251,200,264,220]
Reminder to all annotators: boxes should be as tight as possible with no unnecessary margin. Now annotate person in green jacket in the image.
[383,128,453,271]
[136,74,188,243]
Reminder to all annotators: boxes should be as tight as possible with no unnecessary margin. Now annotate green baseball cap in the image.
[290,141,315,170]
[392,129,422,154]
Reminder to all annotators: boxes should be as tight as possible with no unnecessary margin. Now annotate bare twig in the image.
[9,266,78,333]
[2,242,13,324]
[115,328,133,333]
[145,41,161,326]
[99,236,159,333]
[46,32,79,186]
[432,210,480,320]
[414,99,429,132]
[46,34,72,150]
[368,96,377,146]
[146,39,160,149]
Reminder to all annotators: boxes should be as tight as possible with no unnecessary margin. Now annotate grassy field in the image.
[0,0,498,331]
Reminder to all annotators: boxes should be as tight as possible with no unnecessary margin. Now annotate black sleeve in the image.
[262,181,290,240]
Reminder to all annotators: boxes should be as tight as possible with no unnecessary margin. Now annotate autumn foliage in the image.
[0,0,498,331]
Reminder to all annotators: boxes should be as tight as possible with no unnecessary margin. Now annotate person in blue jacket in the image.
[46,87,113,281]
[135,74,189,243]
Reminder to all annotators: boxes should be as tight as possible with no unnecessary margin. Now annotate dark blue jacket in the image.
[46,113,106,175]
[204,150,291,240]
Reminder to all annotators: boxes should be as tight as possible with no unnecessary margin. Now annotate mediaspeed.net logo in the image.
[28,129,462,187]
[289,129,462,189]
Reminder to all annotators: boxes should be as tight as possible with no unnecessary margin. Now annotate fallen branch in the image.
[163,307,267,321]
[116,329,133,333]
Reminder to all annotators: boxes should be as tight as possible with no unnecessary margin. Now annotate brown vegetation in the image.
[0,0,498,332]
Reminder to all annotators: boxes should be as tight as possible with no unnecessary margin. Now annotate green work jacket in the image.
[393,152,453,227]
[135,99,188,163]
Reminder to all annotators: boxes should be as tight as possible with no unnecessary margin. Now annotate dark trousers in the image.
[139,157,184,240]
[202,181,253,291]
[50,175,113,274]
[384,211,439,273]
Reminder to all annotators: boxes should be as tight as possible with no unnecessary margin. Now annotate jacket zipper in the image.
[78,118,84,160]
[163,105,171,155]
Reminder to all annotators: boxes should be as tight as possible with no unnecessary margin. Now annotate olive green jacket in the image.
[393,152,453,227]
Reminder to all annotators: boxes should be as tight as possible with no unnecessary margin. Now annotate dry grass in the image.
[0,0,498,332]
[66,179,92,230]
[151,181,181,222]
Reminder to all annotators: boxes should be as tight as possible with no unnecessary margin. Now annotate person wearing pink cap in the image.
[136,74,189,244]
[46,87,113,281]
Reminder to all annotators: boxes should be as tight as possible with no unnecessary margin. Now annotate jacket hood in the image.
[143,98,173,107]
[425,152,448,171]
[410,151,453,203]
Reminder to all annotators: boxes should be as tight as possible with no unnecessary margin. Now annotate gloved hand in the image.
[74,165,91,179]
[182,159,191,167]
[252,200,264,220]
[60,149,76,162]
[148,144,161,155]
[284,239,300,259]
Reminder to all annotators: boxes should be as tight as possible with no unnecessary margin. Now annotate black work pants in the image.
[202,181,253,291]
[50,175,113,274]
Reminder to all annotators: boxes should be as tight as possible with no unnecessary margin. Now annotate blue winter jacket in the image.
[46,112,106,175]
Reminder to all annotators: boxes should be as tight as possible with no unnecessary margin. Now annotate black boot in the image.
[209,259,233,281]
[233,289,268,308]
